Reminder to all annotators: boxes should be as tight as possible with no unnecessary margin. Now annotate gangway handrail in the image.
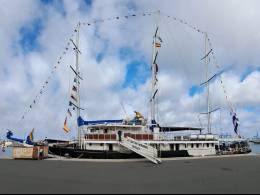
[120,137,161,164]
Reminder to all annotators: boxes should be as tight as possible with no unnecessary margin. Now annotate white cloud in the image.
[1,0,260,141]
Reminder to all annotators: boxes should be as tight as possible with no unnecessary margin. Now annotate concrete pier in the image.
[0,155,259,194]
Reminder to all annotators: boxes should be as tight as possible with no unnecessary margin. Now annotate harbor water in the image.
[250,143,260,154]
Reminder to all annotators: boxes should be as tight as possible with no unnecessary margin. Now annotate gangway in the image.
[120,137,162,164]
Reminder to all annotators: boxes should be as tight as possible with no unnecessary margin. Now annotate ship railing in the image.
[85,134,117,141]
[83,133,218,142]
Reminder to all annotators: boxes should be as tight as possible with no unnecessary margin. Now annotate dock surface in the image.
[0,155,260,194]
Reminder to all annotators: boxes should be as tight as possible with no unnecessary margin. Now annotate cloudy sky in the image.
[0,0,260,140]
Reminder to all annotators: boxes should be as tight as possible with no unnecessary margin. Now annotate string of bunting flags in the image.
[63,75,81,133]
[17,10,236,134]
[62,11,161,133]
[19,26,79,122]
[19,11,159,124]
[205,36,235,114]
[161,12,235,114]
[79,11,158,27]
[161,11,238,133]
[161,12,206,35]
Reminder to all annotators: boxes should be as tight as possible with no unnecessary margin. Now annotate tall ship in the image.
[3,11,251,163]
[48,15,250,164]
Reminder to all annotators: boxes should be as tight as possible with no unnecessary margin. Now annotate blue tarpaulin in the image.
[77,116,123,127]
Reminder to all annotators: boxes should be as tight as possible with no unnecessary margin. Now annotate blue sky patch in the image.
[119,47,135,61]
[83,0,92,7]
[40,0,53,5]
[189,85,204,97]
[120,47,150,89]
[243,105,260,113]
[40,0,66,16]
[19,18,44,54]
[240,66,260,82]
[126,1,138,11]
[95,40,109,63]
[122,60,150,89]
[79,0,93,13]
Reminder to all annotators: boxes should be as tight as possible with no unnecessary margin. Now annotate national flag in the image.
[63,117,70,133]
[68,109,72,117]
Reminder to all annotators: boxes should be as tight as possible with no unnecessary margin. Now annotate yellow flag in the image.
[29,129,34,141]
[63,117,70,133]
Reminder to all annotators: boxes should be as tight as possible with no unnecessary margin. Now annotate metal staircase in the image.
[120,137,162,164]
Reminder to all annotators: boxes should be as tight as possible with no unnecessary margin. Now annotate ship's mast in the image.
[151,29,157,124]
[205,33,212,134]
[75,23,81,147]
[151,11,161,126]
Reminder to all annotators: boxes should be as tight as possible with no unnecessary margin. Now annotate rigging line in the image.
[17,27,78,124]
[80,11,158,28]
[162,18,203,128]
[205,35,235,114]
[161,13,216,128]
[161,18,191,78]
[160,12,206,35]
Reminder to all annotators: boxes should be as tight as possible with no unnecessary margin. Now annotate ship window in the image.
[191,144,194,148]
[170,144,174,151]
[196,144,199,148]
[100,144,104,146]
[176,144,180,151]
[185,144,187,148]
[207,144,210,148]
[212,143,214,147]
[89,143,92,146]
[109,144,113,151]
[104,129,108,134]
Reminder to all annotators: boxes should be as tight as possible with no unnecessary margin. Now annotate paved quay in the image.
[0,155,260,194]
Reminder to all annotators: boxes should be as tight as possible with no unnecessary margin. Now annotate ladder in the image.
[120,137,162,164]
